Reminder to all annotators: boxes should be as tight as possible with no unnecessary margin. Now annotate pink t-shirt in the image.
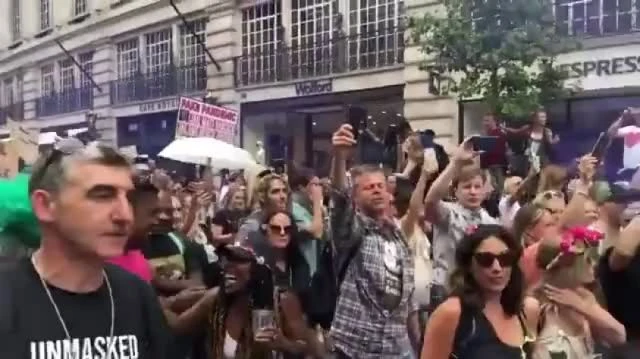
[520,242,542,290]
[108,250,153,283]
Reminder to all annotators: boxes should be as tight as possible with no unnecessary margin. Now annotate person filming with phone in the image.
[329,124,420,358]
[606,107,640,181]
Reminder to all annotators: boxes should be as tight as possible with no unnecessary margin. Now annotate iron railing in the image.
[110,63,207,105]
[234,27,405,87]
[554,0,640,36]
[35,87,93,117]
[0,102,24,125]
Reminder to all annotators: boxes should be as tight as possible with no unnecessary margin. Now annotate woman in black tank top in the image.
[421,225,538,359]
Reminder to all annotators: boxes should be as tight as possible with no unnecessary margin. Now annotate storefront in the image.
[240,82,405,174]
[114,97,180,157]
[460,44,640,175]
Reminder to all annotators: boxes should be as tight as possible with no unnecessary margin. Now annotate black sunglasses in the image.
[473,251,517,268]
[269,224,292,235]
[30,138,85,186]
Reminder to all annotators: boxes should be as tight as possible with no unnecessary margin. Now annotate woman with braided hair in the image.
[208,243,270,359]
[209,242,323,359]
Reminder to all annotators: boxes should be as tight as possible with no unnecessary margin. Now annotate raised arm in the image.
[607,109,629,138]
[423,138,479,222]
[401,153,438,238]
[329,124,358,250]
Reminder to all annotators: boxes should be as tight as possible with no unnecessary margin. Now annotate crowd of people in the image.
[1,109,640,359]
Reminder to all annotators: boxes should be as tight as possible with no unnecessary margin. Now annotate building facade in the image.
[0,0,211,155]
[206,0,448,171]
[3,0,630,168]
[460,0,640,167]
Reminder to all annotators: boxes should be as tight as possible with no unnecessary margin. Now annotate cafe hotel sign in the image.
[557,55,640,79]
[138,98,180,113]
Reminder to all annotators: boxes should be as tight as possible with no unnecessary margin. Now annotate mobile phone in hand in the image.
[590,132,609,163]
[470,136,499,152]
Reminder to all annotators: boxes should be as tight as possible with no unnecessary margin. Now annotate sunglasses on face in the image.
[268,224,292,235]
[473,251,517,268]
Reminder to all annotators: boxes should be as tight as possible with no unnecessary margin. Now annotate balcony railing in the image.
[234,27,405,87]
[0,102,24,124]
[110,63,207,105]
[35,86,93,117]
[554,0,640,36]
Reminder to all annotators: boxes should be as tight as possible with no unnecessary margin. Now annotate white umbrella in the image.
[158,137,256,170]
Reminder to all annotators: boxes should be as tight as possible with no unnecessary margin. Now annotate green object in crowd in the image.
[0,173,40,249]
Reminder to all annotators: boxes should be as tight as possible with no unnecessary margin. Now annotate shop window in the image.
[348,0,404,70]
[179,18,207,92]
[240,1,282,85]
[291,0,337,78]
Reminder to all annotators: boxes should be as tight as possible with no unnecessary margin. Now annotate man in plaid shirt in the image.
[328,124,421,358]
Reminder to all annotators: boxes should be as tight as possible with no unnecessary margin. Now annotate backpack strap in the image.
[167,232,185,255]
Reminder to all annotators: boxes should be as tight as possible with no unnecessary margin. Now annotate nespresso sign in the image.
[558,56,640,79]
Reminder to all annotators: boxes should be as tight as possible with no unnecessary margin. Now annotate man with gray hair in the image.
[0,138,169,359]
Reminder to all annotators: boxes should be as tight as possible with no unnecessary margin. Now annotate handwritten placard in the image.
[175,97,238,144]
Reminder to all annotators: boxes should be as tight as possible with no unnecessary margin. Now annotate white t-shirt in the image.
[617,125,640,169]
[498,195,520,228]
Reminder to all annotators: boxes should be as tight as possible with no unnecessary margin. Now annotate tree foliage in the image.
[410,0,579,120]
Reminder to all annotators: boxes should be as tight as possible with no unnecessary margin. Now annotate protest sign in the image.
[7,119,40,165]
[175,97,238,144]
[0,141,18,179]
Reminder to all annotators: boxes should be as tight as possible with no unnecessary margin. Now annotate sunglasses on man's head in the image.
[30,138,85,186]
[542,191,564,200]
[268,224,292,235]
[473,251,517,268]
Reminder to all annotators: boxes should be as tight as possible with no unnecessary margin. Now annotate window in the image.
[3,80,13,107]
[116,39,140,79]
[11,0,20,41]
[16,74,23,102]
[59,59,75,93]
[40,0,51,31]
[74,0,88,16]
[145,29,172,74]
[290,0,337,78]
[240,1,282,85]
[348,0,404,69]
[554,0,640,36]
[79,52,94,88]
[41,64,55,96]
[179,19,207,91]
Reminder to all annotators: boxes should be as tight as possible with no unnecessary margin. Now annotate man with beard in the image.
[0,138,168,359]
[236,173,288,244]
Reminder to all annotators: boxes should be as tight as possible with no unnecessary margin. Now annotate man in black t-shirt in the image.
[0,139,168,359]
[142,191,205,296]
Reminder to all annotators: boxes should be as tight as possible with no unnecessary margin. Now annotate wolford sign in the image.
[294,79,333,96]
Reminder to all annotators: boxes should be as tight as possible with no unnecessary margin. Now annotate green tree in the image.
[410,0,579,121]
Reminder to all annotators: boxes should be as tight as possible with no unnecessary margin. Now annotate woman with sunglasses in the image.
[421,224,538,359]
[247,210,325,358]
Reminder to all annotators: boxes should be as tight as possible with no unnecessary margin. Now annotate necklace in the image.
[31,256,115,356]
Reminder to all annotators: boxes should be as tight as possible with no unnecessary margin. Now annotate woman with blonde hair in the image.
[531,228,626,358]
[211,185,250,245]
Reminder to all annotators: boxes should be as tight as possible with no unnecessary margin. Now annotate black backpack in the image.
[303,237,361,330]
